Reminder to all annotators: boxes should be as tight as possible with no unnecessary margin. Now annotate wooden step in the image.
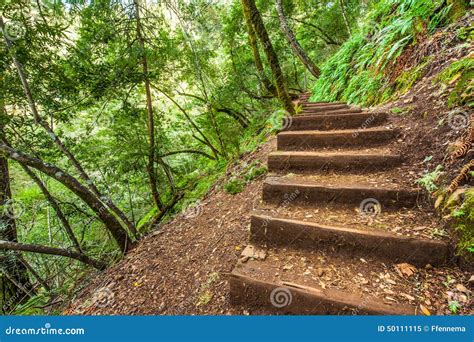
[277,127,399,150]
[302,103,349,111]
[301,108,363,115]
[230,252,416,315]
[262,176,420,208]
[285,112,387,131]
[250,215,449,266]
[267,151,401,172]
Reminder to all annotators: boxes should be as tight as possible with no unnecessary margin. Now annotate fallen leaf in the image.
[420,304,431,316]
[396,263,417,277]
[401,293,416,301]
[456,284,469,293]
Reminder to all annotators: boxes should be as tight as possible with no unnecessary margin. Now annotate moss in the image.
[393,57,433,96]
[224,178,245,195]
[435,56,474,108]
[451,188,474,259]
[446,0,468,22]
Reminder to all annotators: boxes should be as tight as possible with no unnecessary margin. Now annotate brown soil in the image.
[65,139,275,315]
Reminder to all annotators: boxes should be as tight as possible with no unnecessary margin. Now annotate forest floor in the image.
[65,139,275,315]
[65,29,473,315]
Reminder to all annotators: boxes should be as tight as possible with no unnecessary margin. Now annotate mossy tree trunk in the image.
[241,0,295,115]
[241,3,277,96]
[0,128,32,312]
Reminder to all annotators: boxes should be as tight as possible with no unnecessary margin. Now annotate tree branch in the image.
[0,240,105,270]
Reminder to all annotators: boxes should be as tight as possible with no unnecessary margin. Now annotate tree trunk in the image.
[0,103,32,312]
[154,86,221,159]
[241,0,295,115]
[339,0,352,36]
[275,0,320,78]
[241,4,277,96]
[0,16,138,240]
[133,0,164,212]
[20,165,83,252]
[0,144,131,252]
[0,147,32,313]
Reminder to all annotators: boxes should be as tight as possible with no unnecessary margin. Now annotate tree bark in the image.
[241,0,295,115]
[133,0,164,212]
[0,144,131,252]
[0,16,138,240]
[0,240,105,270]
[241,4,278,96]
[0,148,32,313]
[275,0,320,78]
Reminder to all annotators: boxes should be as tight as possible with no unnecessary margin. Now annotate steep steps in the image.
[267,150,402,172]
[229,96,453,315]
[277,127,399,150]
[286,112,387,131]
[262,176,420,208]
[249,215,449,266]
[230,247,418,315]
[302,103,349,111]
[301,108,364,115]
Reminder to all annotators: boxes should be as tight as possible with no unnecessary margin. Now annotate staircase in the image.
[229,94,451,315]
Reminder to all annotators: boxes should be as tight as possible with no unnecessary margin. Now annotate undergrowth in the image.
[449,188,474,260]
[433,55,474,107]
[311,0,468,106]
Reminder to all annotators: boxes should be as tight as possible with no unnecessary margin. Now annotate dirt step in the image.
[268,151,401,172]
[286,112,387,131]
[301,108,363,116]
[230,247,418,314]
[262,176,420,208]
[277,127,399,150]
[249,215,449,266]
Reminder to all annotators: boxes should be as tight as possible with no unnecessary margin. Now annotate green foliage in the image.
[416,165,444,192]
[311,0,464,106]
[434,56,474,107]
[450,189,474,257]
[448,300,461,314]
[393,57,433,96]
[224,179,246,195]
[224,160,267,195]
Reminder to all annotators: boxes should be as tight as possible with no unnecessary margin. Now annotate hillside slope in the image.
[65,5,473,316]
